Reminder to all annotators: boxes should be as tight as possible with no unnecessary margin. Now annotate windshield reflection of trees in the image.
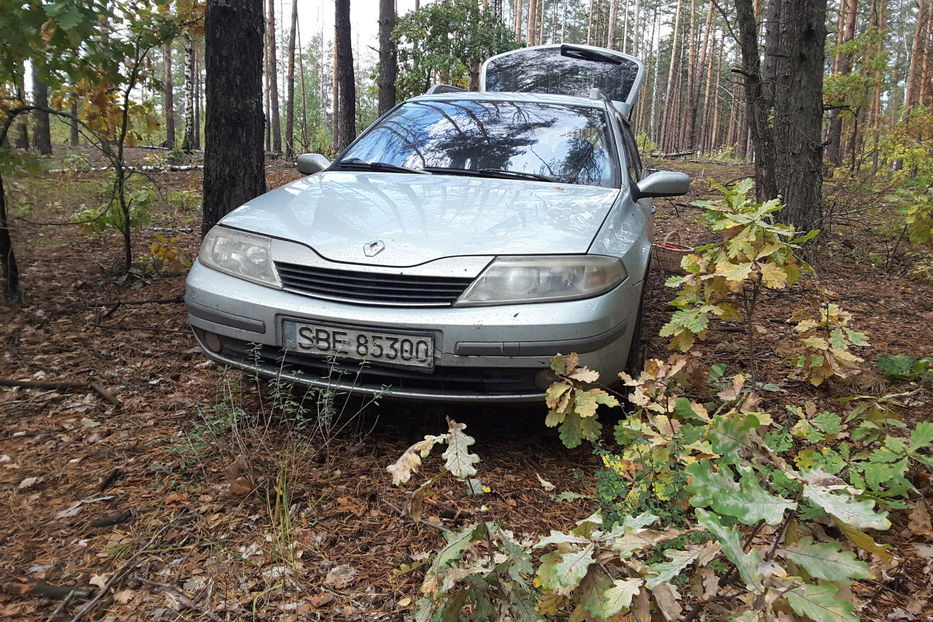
[484,48,639,103]
[345,100,614,187]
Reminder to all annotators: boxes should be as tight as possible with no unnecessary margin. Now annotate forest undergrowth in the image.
[0,149,930,621]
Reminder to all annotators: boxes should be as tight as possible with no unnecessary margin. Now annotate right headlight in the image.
[455,255,626,306]
[198,226,281,288]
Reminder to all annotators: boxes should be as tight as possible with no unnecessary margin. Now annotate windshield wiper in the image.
[423,166,559,184]
[334,158,429,175]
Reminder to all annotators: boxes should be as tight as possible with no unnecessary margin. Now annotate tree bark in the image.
[734,0,778,198]
[285,0,298,158]
[203,0,266,235]
[378,0,398,115]
[335,0,356,151]
[607,0,617,48]
[13,66,29,149]
[658,0,682,152]
[736,0,826,232]
[527,0,538,45]
[163,42,175,148]
[266,0,282,154]
[32,74,52,155]
[826,0,857,166]
[0,167,19,301]
[181,32,195,153]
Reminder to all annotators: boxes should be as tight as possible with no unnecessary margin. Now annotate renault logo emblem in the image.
[363,240,385,257]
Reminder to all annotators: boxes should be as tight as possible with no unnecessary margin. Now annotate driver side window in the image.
[620,122,644,183]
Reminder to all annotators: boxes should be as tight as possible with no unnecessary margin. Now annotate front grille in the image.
[275,262,474,306]
[216,336,539,396]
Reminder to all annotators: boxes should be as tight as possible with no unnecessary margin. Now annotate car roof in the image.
[405,90,608,110]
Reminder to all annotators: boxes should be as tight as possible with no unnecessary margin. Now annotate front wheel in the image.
[624,266,650,376]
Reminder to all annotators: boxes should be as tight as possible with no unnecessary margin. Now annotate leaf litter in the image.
[0,154,930,620]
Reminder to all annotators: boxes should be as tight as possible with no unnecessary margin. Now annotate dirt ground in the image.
[1,147,931,621]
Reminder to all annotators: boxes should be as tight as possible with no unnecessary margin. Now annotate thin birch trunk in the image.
[182,32,195,153]
[163,42,175,148]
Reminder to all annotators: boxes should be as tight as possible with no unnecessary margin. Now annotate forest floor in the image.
[0,147,931,621]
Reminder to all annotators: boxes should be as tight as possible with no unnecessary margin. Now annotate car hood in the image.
[220,171,620,267]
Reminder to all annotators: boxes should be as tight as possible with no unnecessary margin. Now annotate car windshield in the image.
[337,99,618,188]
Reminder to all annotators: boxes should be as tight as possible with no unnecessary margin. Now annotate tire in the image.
[624,264,650,376]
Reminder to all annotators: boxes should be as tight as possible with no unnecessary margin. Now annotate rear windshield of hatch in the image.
[339,99,619,188]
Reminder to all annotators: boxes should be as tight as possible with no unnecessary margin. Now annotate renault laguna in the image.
[185,44,690,401]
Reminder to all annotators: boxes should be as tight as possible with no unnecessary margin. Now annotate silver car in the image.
[185,44,689,401]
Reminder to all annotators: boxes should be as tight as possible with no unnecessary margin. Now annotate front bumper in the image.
[185,261,641,401]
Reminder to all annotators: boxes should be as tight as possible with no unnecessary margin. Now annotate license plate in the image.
[283,321,435,369]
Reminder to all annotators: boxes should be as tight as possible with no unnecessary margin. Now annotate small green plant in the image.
[538,353,932,621]
[72,185,153,234]
[792,303,870,386]
[661,179,816,377]
[62,151,92,171]
[877,353,932,383]
[167,188,201,211]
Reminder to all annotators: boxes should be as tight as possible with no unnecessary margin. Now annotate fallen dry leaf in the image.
[163,492,188,504]
[535,473,555,491]
[308,592,335,608]
[89,574,108,590]
[17,477,40,490]
[908,501,933,539]
[324,565,357,589]
[113,589,135,604]
[227,476,252,497]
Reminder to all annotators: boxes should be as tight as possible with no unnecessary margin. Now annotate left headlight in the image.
[456,255,627,306]
[199,226,281,288]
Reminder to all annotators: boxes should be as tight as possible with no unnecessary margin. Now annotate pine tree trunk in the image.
[685,0,709,150]
[658,0,682,152]
[514,0,524,42]
[32,74,52,155]
[285,0,298,158]
[772,0,826,231]
[182,32,195,153]
[528,0,538,45]
[163,42,175,148]
[735,0,778,198]
[335,0,356,151]
[266,0,281,154]
[203,0,266,236]
[0,167,19,301]
[378,0,397,115]
[586,0,593,45]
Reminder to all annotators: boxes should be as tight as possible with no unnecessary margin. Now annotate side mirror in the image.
[296,153,331,175]
[634,171,691,199]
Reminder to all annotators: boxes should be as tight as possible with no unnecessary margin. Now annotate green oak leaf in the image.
[645,546,704,589]
[695,509,763,593]
[602,578,644,617]
[552,543,595,592]
[782,537,873,581]
[802,483,891,530]
[686,462,796,525]
[783,582,858,622]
